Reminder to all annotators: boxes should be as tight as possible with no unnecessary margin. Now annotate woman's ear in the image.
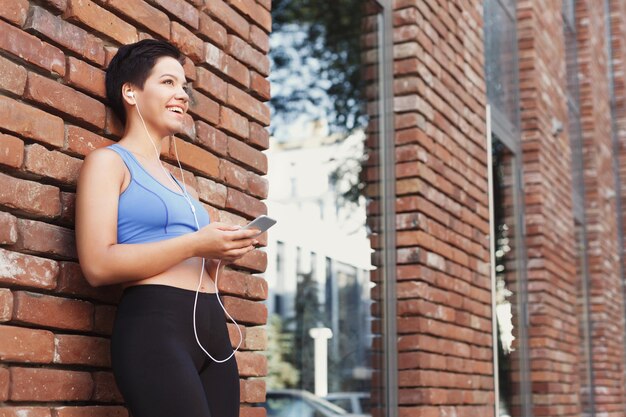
[122,84,136,105]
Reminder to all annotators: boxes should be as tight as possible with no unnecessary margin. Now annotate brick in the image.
[0,366,7,401]
[0,325,55,363]
[195,120,228,156]
[65,0,138,44]
[94,305,116,335]
[223,55,250,88]
[233,247,266,272]
[24,143,82,187]
[195,66,227,103]
[0,407,51,417]
[104,0,170,40]
[225,0,255,19]
[0,174,61,219]
[0,289,13,322]
[0,134,24,169]
[25,72,106,130]
[10,367,93,401]
[248,122,269,150]
[203,41,225,71]
[243,326,266,350]
[227,137,267,174]
[188,90,220,125]
[165,137,220,179]
[0,96,64,147]
[171,21,204,63]
[240,407,265,417]
[249,24,269,53]
[221,295,266,325]
[177,112,197,140]
[247,172,268,199]
[227,35,270,76]
[0,248,59,289]
[227,84,270,125]
[251,5,270,33]
[104,107,124,138]
[0,55,27,96]
[92,371,123,402]
[66,57,106,98]
[250,71,270,101]
[13,291,93,331]
[56,262,122,303]
[198,13,227,48]
[196,176,227,207]
[54,334,111,367]
[54,406,128,417]
[221,159,248,190]
[24,6,105,67]
[0,0,28,25]
[235,351,267,376]
[203,0,250,39]
[151,0,198,28]
[225,187,266,219]
[220,106,249,139]
[59,192,76,226]
[218,269,267,300]
[13,218,77,260]
[240,378,265,403]
[0,19,65,76]
[66,125,114,157]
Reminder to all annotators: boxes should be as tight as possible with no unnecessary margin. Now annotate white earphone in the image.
[131,92,243,363]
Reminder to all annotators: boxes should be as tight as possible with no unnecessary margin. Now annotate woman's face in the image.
[128,56,189,137]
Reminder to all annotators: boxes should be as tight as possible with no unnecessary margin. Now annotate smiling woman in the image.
[74,39,260,417]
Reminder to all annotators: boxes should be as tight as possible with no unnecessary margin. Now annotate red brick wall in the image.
[0,0,271,415]
[577,0,626,416]
[391,1,493,415]
[516,1,583,416]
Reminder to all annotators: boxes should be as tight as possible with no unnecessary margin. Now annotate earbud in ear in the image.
[126,91,134,98]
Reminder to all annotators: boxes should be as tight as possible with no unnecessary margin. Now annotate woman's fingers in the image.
[223,245,256,261]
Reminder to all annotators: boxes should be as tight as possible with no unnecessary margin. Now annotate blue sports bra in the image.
[107,143,210,244]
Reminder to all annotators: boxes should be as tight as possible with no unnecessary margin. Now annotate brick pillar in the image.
[576,1,626,416]
[515,1,583,415]
[0,1,271,415]
[391,1,493,415]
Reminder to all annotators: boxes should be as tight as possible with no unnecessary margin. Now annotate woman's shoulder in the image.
[80,145,127,181]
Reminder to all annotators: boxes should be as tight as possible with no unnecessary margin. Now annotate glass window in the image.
[262,1,389,415]
[484,0,520,132]
[492,136,526,417]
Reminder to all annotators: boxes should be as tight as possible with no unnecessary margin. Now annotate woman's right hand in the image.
[192,222,260,262]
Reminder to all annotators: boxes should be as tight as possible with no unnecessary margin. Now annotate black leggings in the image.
[111,284,240,417]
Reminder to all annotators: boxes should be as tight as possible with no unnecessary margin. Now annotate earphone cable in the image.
[134,98,242,362]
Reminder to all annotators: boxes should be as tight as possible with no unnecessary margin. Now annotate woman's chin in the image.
[164,120,186,136]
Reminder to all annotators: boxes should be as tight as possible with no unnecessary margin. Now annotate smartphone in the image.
[241,215,277,237]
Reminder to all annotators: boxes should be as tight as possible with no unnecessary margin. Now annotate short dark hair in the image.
[105,39,186,125]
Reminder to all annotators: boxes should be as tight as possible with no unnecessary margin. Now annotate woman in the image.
[75,39,259,417]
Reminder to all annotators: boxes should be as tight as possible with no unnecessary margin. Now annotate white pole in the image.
[309,327,333,397]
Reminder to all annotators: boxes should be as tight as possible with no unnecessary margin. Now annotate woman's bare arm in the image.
[75,148,257,287]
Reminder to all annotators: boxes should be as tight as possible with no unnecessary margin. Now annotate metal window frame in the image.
[376,1,398,416]
[603,4,626,417]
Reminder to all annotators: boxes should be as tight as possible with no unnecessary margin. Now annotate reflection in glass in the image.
[484,0,520,131]
[261,1,384,416]
[492,137,523,417]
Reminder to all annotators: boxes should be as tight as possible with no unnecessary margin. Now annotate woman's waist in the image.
[122,257,217,294]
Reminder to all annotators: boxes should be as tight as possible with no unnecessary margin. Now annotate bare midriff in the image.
[121,257,217,293]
